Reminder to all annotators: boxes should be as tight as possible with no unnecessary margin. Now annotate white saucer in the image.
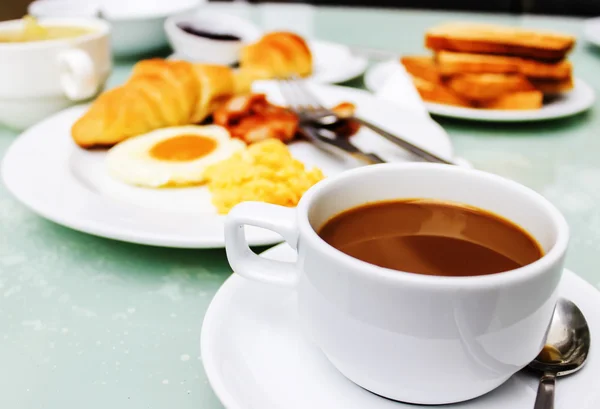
[365,60,595,122]
[168,40,368,84]
[2,82,452,248]
[201,243,600,409]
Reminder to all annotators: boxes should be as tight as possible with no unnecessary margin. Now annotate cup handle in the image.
[57,48,99,101]
[225,202,299,287]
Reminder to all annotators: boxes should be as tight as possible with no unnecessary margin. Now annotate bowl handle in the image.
[57,48,99,101]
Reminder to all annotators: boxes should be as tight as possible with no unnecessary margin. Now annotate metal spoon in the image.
[528,298,591,409]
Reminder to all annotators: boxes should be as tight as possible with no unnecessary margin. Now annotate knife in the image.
[298,124,385,165]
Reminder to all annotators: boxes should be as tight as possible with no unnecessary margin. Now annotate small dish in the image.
[201,243,600,409]
[165,11,261,65]
[365,60,595,122]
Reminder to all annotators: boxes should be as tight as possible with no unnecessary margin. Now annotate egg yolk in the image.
[150,135,217,162]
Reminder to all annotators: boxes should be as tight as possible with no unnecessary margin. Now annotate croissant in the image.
[71,59,242,148]
[239,32,313,80]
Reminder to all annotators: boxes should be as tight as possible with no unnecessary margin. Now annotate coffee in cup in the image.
[318,199,543,277]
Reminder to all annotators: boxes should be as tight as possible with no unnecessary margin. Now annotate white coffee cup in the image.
[225,163,569,404]
[0,18,111,130]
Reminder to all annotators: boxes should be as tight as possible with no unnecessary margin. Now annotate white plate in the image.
[309,40,368,84]
[1,82,452,248]
[365,60,595,122]
[168,40,368,84]
[201,243,600,409]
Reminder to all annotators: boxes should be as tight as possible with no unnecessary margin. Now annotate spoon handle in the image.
[534,371,556,409]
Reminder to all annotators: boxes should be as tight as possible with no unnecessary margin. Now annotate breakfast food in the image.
[213,94,299,144]
[212,93,360,144]
[239,32,312,80]
[445,73,535,101]
[530,77,574,95]
[409,75,470,107]
[403,56,544,109]
[0,16,93,43]
[204,139,324,214]
[478,91,543,110]
[400,56,440,84]
[106,125,245,188]
[408,61,544,110]
[435,51,572,79]
[73,30,314,148]
[425,23,575,61]
[72,59,241,148]
[401,22,576,110]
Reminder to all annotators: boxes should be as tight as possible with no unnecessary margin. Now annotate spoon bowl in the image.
[528,298,591,409]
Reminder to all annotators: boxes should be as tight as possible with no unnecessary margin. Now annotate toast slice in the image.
[400,56,440,84]
[530,76,574,94]
[436,51,572,79]
[478,90,543,110]
[409,74,541,110]
[409,75,471,107]
[445,73,535,101]
[426,23,575,61]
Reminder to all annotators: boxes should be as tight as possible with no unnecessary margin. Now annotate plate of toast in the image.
[365,23,595,122]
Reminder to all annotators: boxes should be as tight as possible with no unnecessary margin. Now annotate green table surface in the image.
[1,4,600,408]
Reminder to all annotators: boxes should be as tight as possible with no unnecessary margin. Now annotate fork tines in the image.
[279,77,326,115]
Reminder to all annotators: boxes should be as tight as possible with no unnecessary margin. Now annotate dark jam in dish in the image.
[177,24,241,41]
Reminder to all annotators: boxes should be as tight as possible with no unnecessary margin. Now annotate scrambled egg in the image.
[204,140,324,214]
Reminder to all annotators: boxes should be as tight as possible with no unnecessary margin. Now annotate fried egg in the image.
[106,125,245,188]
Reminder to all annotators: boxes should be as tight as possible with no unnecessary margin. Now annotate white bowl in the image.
[29,0,202,57]
[0,17,111,130]
[165,11,261,65]
[109,15,174,57]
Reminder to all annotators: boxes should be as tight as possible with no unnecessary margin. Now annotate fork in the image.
[282,77,455,165]
[279,79,385,164]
